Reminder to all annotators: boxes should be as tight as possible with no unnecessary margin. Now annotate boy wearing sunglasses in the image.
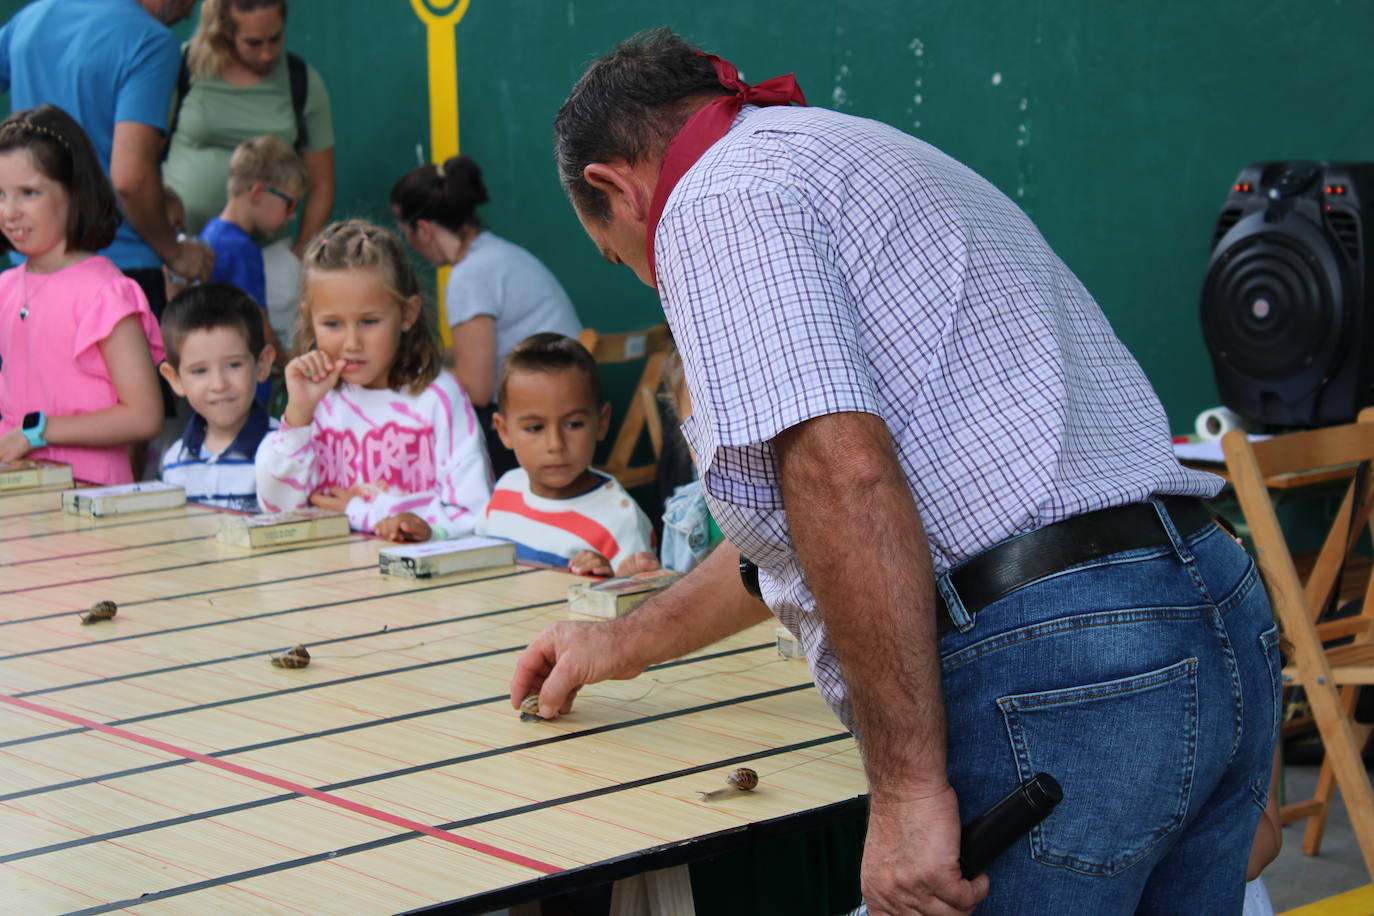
[200,134,307,400]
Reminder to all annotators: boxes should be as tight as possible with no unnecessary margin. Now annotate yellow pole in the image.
[409,0,473,346]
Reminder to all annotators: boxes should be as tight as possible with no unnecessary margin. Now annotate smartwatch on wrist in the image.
[21,411,47,449]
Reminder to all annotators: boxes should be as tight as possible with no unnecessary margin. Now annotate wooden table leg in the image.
[610,865,696,915]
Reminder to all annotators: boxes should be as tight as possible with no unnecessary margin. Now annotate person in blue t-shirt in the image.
[199,134,307,403]
[0,0,213,315]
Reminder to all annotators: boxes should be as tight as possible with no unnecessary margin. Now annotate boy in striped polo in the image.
[476,333,656,576]
[158,283,277,511]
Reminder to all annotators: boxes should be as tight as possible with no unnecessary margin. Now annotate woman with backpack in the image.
[162,0,335,348]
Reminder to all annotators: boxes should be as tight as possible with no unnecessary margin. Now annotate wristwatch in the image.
[21,411,47,449]
[739,556,762,599]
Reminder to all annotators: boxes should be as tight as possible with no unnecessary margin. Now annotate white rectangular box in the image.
[217,508,350,547]
[566,569,683,619]
[0,460,73,491]
[378,536,516,579]
[61,481,185,518]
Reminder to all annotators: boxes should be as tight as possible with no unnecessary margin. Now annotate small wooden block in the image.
[567,569,682,619]
[0,460,73,491]
[61,481,185,518]
[378,536,515,579]
[218,508,350,547]
[776,626,805,659]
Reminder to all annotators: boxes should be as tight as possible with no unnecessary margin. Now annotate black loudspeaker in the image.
[1200,161,1374,428]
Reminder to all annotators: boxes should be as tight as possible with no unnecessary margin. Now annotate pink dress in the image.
[0,256,165,484]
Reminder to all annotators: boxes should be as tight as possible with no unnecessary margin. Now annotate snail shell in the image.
[80,600,118,625]
[519,693,545,722]
[727,767,759,791]
[270,644,311,668]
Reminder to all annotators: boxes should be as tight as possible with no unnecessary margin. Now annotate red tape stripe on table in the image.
[0,693,561,874]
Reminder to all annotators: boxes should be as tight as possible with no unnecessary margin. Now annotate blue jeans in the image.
[927,503,1279,914]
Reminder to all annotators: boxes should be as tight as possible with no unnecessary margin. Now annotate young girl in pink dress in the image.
[0,105,164,484]
[255,220,491,541]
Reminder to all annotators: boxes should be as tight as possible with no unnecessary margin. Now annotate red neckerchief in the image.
[644,52,806,285]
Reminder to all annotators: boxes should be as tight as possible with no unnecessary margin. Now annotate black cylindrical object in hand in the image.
[958,772,1063,879]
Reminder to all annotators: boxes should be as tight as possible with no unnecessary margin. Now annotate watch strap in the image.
[21,411,47,449]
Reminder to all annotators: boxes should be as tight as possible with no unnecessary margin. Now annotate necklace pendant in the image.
[19,304,27,321]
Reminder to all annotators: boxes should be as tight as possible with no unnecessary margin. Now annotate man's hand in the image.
[509,618,650,719]
[510,544,771,722]
[862,784,988,915]
[376,512,431,542]
[167,238,214,283]
[0,428,31,462]
[309,483,364,513]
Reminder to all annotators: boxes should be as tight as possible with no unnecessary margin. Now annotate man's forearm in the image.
[617,541,771,668]
[110,121,176,262]
[777,411,947,799]
[294,148,335,256]
[117,178,176,263]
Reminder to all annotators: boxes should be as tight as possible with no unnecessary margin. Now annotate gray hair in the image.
[553,28,728,221]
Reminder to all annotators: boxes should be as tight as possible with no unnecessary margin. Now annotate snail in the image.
[698,766,760,801]
[519,693,546,722]
[80,600,117,625]
[727,767,759,791]
[270,644,311,668]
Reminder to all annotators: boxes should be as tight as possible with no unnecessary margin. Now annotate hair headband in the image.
[0,121,70,150]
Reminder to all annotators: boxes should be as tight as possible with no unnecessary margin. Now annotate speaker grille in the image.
[1329,210,1360,262]
[1213,207,1243,248]
[1201,229,1342,382]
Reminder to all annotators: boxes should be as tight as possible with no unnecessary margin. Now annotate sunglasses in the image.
[264,185,298,213]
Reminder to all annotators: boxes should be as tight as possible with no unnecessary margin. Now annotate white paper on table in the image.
[1173,434,1272,464]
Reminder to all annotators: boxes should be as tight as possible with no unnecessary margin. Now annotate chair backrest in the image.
[1223,417,1374,640]
[578,324,673,489]
[1222,412,1374,873]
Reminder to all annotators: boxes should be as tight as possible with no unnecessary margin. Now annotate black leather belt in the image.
[935,496,1216,639]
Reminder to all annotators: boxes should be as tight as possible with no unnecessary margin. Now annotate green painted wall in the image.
[5,0,1372,433]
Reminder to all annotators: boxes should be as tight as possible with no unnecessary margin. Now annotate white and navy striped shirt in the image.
[656,105,1222,728]
[161,403,277,512]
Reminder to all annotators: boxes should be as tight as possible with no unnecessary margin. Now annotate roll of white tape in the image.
[1195,406,1248,441]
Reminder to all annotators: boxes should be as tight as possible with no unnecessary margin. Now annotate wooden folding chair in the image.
[1222,413,1374,875]
[578,324,673,489]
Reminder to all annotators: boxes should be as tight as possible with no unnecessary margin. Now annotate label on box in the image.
[61,481,185,518]
[0,460,73,491]
[217,508,350,547]
[379,536,516,578]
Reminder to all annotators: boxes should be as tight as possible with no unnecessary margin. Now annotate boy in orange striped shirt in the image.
[476,333,656,576]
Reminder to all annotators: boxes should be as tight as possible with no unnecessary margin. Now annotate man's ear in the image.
[256,345,276,382]
[583,162,651,222]
[596,401,611,441]
[158,361,186,398]
[493,410,513,449]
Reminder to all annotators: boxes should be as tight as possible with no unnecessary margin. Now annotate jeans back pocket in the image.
[997,657,1199,876]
